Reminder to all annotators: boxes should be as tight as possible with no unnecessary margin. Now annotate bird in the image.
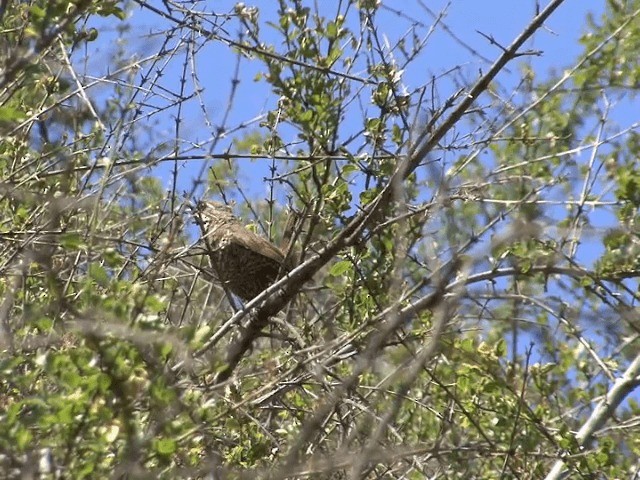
[193,201,291,302]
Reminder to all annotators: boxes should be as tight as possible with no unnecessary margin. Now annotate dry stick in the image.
[544,354,640,480]
[348,298,454,478]
[0,263,22,351]
[272,261,459,478]
[131,0,373,86]
[407,0,566,178]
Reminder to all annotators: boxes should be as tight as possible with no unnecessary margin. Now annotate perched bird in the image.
[193,201,291,301]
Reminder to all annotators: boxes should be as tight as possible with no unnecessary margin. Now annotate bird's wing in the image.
[226,223,288,267]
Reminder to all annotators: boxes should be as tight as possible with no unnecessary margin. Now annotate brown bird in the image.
[194,201,291,301]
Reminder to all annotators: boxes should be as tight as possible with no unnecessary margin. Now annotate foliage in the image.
[1,0,640,478]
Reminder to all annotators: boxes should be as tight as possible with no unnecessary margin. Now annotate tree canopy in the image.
[1,0,640,478]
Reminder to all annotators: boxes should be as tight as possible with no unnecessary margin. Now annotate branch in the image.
[544,354,640,480]
[406,0,567,177]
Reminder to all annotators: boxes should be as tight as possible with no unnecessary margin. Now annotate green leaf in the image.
[0,106,26,122]
[60,232,85,250]
[329,260,351,277]
[89,263,110,287]
[28,4,46,21]
[326,21,338,40]
[155,438,177,456]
